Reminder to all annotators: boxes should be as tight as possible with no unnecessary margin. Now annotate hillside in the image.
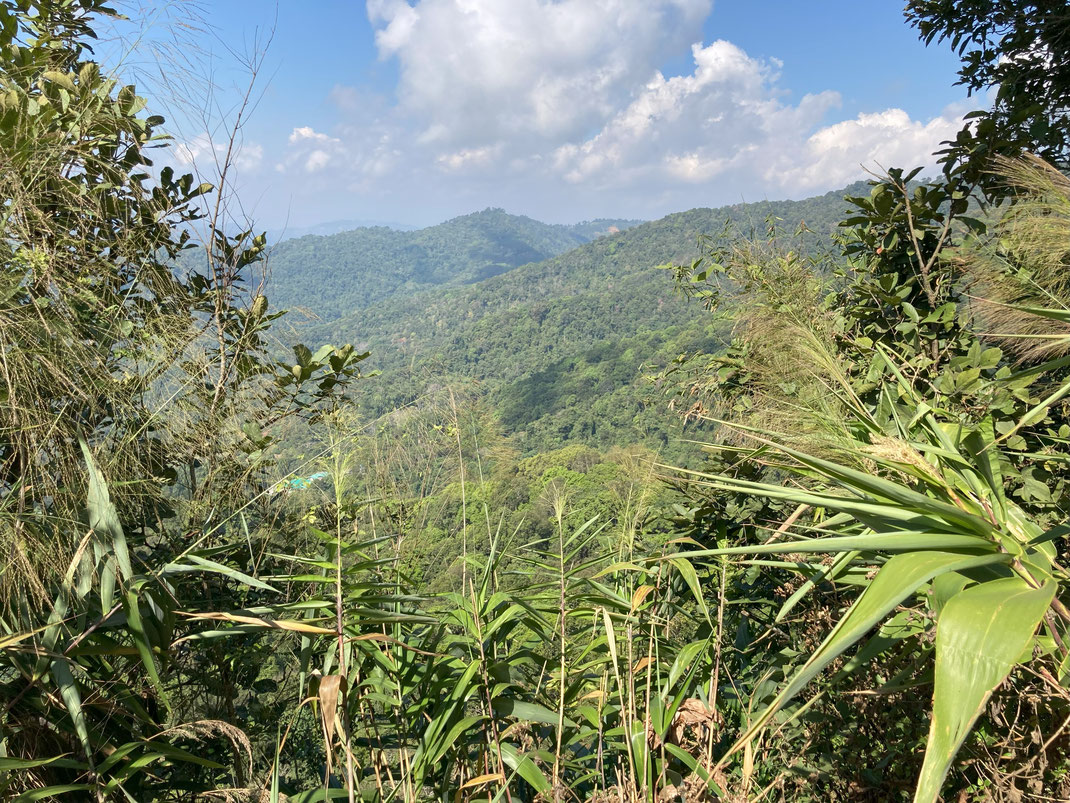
[274,185,859,456]
[264,208,642,321]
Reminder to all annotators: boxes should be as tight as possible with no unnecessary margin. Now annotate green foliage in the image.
[663,150,1070,802]
[284,186,858,463]
[264,208,643,322]
[7,1,1070,801]
[0,2,363,797]
[907,0,1070,189]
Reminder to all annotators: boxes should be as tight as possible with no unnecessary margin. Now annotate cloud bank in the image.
[185,1,972,225]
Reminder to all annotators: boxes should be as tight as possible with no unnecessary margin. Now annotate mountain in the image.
[265,208,644,322]
[276,218,417,240]
[272,186,859,456]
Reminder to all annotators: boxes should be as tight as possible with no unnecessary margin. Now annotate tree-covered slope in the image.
[264,207,642,321]
[276,185,858,455]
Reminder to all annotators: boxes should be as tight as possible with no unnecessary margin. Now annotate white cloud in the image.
[367,0,712,148]
[436,144,501,171]
[264,2,974,226]
[289,126,339,145]
[175,133,264,172]
[550,40,965,195]
[765,108,966,192]
[305,149,332,172]
[552,40,813,185]
[278,124,400,184]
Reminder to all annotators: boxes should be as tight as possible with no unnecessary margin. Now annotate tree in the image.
[907,0,1070,190]
[0,1,364,796]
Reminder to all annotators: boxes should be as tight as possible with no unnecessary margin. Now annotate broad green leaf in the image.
[124,589,169,711]
[426,714,483,765]
[719,550,1010,764]
[679,469,992,536]
[665,744,727,797]
[162,554,278,592]
[14,785,94,801]
[678,531,995,559]
[668,557,710,621]
[492,697,574,728]
[0,754,75,771]
[498,742,551,793]
[914,577,1056,803]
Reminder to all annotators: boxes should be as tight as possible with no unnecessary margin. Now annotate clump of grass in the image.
[961,154,1070,361]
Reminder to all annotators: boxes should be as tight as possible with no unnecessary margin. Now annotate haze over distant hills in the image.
[269,185,860,456]
[265,208,643,322]
[276,219,418,240]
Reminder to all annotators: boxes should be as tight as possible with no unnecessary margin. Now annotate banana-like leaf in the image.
[914,577,1056,803]
[719,550,1011,764]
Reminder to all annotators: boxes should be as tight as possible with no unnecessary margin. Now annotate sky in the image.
[115,1,976,230]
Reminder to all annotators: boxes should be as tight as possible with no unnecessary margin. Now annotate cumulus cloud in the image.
[266,1,973,224]
[552,41,822,184]
[288,126,339,145]
[366,0,711,147]
[765,108,966,192]
[277,124,400,185]
[552,40,965,194]
[436,144,501,172]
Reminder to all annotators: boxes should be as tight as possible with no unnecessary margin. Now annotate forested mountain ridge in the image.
[278,184,861,454]
[264,207,643,320]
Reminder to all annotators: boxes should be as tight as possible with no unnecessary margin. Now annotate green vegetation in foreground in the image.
[3,1,1070,802]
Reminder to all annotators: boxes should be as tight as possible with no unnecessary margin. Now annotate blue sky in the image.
[123,1,974,230]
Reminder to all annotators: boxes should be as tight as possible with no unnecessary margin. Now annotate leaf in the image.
[914,577,1056,803]
[498,742,551,793]
[50,659,91,764]
[427,714,483,766]
[664,744,727,796]
[163,554,278,592]
[492,697,574,728]
[630,584,656,613]
[679,531,994,559]
[14,785,93,801]
[719,551,1011,764]
[0,622,53,650]
[176,611,334,634]
[460,773,505,789]
[0,754,72,771]
[775,550,859,623]
[668,557,710,621]
[317,675,344,760]
[667,639,708,692]
[79,437,132,592]
[124,588,168,710]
